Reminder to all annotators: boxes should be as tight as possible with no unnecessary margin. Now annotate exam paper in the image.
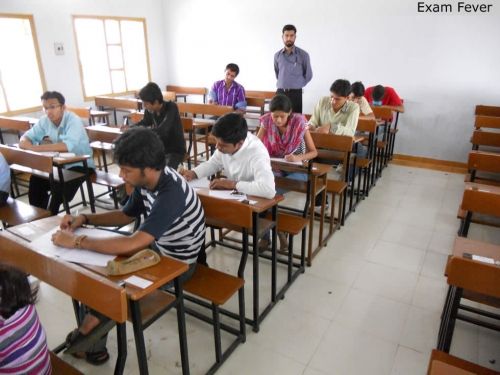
[31,227,119,267]
[188,178,210,189]
[208,190,247,200]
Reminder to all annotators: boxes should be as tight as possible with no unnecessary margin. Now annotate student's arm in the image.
[208,82,218,105]
[285,130,317,162]
[235,154,276,199]
[192,150,223,180]
[19,138,68,152]
[308,99,324,131]
[234,86,247,111]
[386,104,405,113]
[60,210,135,231]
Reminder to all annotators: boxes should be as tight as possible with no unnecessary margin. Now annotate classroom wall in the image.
[163,0,500,163]
[1,0,168,109]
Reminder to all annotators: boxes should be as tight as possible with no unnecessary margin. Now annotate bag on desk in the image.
[106,249,160,276]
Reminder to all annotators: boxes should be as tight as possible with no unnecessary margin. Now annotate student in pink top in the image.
[0,264,51,375]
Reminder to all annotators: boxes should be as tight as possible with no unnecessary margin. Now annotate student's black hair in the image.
[113,128,166,171]
[350,81,366,98]
[0,264,37,319]
[329,79,351,97]
[225,63,240,76]
[211,113,248,145]
[138,82,164,105]
[282,24,297,34]
[40,91,65,105]
[372,85,386,101]
[269,94,293,113]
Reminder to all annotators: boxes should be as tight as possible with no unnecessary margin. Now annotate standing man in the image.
[208,63,247,111]
[274,24,313,114]
[19,91,95,215]
[131,82,186,170]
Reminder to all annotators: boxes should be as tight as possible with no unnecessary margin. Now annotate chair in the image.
[437,252,500,354]
[474,115,500,130]
[67,106,91,126]
[457,183,500,237]
[475,105,500,117]
[85,127,125,209]
[182,117,204,168]
[183,195,253,374]
[371,106,393,178]
[466,150,500,187]
[427,349,499,375]
[354,118,378,202]
[310,132,354,227]
[166,85,208,103]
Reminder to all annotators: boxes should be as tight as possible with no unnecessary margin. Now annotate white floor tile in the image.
[390,346,430,375]
[420,251,448,280]
[411,275,448,313]
[380,221,434,250]
[400,306,441,353]
[368,240,425,274]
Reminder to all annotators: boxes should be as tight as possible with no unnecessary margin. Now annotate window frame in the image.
[0,13,47,115]
[72,15,152,101]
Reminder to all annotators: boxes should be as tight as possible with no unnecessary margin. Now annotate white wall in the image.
[163,0,500,162]
[1,0,169,108]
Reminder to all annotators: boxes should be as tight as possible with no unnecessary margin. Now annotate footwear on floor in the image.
[258,239,270,254]
[278,231,288,252]
[64,318,115,354]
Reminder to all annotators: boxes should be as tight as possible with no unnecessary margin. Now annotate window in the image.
[0,14,46,114]
[73,16,151,100]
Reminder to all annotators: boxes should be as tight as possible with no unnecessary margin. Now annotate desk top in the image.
[194,188,283,214]
[4,216,189,301]
[452,236,500,263]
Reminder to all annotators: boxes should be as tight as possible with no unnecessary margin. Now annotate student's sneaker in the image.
[314,204,330,215]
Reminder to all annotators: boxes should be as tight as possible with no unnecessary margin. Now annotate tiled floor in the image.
[33,164,500,374]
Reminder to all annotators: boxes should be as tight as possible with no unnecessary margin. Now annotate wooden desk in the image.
[195,188,284,332]
[94,96,142,125]
[2,216,191,375]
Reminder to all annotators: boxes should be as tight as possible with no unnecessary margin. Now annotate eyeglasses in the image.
[43,104,62,112]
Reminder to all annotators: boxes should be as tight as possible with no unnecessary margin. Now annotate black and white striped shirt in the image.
[122,167,205,263]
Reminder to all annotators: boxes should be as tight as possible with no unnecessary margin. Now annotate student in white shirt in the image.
[181,113,276,199]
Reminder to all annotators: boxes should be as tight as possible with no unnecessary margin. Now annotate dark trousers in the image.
[277,89,303,113]
[0,191,8,206]
[29,166,90,215]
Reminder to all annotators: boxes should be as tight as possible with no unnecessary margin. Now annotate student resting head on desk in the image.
[18,90,95,215]
[181,112,276,199]
[50,128,205,365]
[0,264,51,374]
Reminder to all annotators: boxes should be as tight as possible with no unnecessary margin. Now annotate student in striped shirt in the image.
[51,128,205,364]
[208,63,247,111]
[0,264,51,374]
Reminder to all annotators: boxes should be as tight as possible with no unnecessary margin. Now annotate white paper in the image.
[208,190,247,200]
[58,152,76,158]
[472,255,495,264]
[188,178,210,189]
[31,227,119,266]
[270,157,303,166]
[124,275,153,289]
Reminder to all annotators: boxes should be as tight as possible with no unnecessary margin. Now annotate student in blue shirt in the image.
[19,91,95,215]
[0,153,10,206]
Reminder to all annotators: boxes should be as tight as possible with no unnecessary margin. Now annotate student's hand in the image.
[180,169,197,181]
[210,178,237,190]
[317,126,330,134]
[120,125,130,132]
[51,230,77,248]
[284,154,300,162]
[60,214,84,231]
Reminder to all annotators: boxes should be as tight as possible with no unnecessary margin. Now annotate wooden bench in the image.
[50,351,84,375]
[471,130,500,152]
[183,195,252,374]
[0,116,31,144]
[355,118,378,202]
[67,106,91,126]
[245,97,266,117]
[475,105,500,117]
[371,106,393,177]
[166,85,208,103]
[428,349,498,375]
[245,90,275,100]
[458,183,500,236]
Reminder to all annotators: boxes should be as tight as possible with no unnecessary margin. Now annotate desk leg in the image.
[271,205,277,302]
[56,166,70,214]
[129,300,149,375]
[83,160,96,213]
[252,212,260,332]
[174,278,190,375]
[114,322,127,375]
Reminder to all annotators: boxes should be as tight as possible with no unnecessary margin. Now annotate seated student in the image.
[130,82,186,170]
[208,63,247,111]
[364,84,405,113]
[308,79,360,136]
[349,81,375,119]
[51,128,205,365]
[181,113,275,199]
[0,153,10,206]
[19,91,95,215]
[0,264,51,374]
[257,94,317,251]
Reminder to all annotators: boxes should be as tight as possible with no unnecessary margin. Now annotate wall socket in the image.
[54,43,64,55]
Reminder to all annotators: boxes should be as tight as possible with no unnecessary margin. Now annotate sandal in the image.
[71,348,110,366]
[64,318,115,354]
